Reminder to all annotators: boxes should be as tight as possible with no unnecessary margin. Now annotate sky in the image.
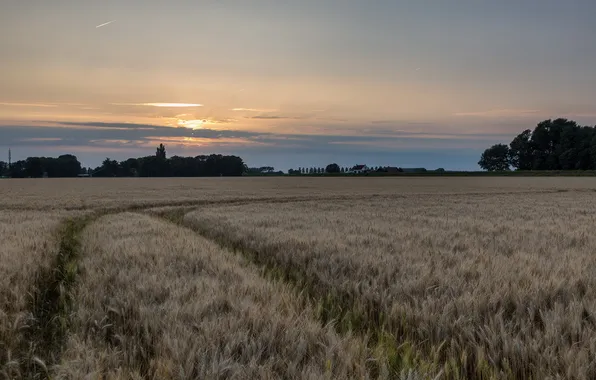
[1,0,596,170]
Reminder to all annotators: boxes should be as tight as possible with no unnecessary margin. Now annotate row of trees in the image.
[480,118,596,171]
[90,145,245,177]
[288,165,404,174]
[244,166,284,175]
[1,154,82,178]
[0,144,246,178]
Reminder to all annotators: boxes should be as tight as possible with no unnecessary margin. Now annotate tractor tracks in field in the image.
[150,207,439,378]
[23,189,557,379]
[21,216,92,378]
[18,187,596,378]
[21,194,384,378]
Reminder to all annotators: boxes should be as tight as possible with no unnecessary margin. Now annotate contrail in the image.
[96,20,116,28]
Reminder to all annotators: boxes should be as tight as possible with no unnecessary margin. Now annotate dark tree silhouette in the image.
[0,161,7,176]
[479,144,510,171]
[508,129,533,170]
[156,143,167,159]
[325,163,340,173]
[5,155,83,178]
[482,118,596,171]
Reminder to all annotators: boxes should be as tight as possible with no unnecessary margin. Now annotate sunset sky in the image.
[2,0,596,170]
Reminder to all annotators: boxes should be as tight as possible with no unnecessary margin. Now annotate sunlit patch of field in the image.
[2,177,596,379]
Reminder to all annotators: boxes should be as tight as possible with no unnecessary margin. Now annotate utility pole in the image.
[8,148,11,168]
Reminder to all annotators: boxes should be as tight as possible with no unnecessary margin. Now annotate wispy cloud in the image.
[1,120,509,149]
[0,121,503,170]
[111,103,203,108]
[249,115,306,120]
[454,109,540,117]
[0,102,58,108]
[231,108,277,112]
[19,137,63,142]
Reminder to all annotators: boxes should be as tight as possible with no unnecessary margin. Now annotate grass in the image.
[3,178,596,378]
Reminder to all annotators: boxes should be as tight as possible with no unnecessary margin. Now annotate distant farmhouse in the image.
[350,165,369,174]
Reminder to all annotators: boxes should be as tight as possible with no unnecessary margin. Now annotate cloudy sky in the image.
[1,0,596,170]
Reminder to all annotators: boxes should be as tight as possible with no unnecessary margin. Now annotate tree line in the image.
[287,165,406,174]
[479,118,596,171]
[0,154,82,178]
[0,144,246,178]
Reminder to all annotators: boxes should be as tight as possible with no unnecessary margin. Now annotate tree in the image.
[156,144,167,160]
[55,154,82,177]
[120,158,140,177]
[483,118,596,171]
[9,160,26,178]
[509,129,533,170]
[95,158,120,177]
[325,163,340,173]
[479,144,510,171]
[25,157,44,178]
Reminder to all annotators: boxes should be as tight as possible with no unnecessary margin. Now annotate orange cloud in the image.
[454,109,540,117]
[144,135,271,148]
[111,103,203,108]
[19,137,63,142]
[231,108,277,112]
[0,102,58,108]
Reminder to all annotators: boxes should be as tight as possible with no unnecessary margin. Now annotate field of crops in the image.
[2,177,596,379]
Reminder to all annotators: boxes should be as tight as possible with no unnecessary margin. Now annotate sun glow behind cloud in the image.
[178,119,206,129]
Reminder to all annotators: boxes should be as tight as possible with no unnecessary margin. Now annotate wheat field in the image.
[1,177,596,379]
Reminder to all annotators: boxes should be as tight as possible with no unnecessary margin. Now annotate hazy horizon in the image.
[2,0,596,170]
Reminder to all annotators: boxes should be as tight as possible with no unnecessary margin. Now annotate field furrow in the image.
[0,211,86,378]
[55,213,390,379]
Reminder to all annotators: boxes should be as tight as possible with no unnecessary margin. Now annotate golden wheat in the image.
[0,211,71,378]
[4,177,596,379]
[0,177,592,210]
[55,213,388,379]
[184,190,596,379]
